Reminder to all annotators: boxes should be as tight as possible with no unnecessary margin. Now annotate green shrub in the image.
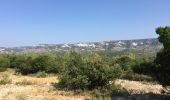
[15,55,33,75]
[0,73,12,85]
[8,53,17,68]
[133,61,155,75]
[59,52,122,90]
[0,56,10,72]
[84,53,122,89]
[32,54,60,74]
[112,54,136,72]
[36,71,47,78]
[31,55,49,72]
[45,55,62,74]
[59,51,87,89]
[15,53,61,75]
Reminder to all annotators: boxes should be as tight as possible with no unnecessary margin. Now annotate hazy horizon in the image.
[0,0,169,47]
[0,37,158,48]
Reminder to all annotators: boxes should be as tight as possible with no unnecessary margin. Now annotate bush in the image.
[32,54,60,74]
[59,52,122,90]
[8,53,17,68]
[15,53,61,75]
[0,56,10,72]
[31,55,49,72]
[133,61,155,75]
[112,54,136,72]
[45,55,62,74]
[59,51,87,89]
[36,71,47,78]
[84,53,122,89]
[15,55,33,75]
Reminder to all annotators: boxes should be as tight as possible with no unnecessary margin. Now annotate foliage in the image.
[84,53,122,89]
[132,57,155,75]
[14,53,61,74]
[7,53,18,68]
[15,55,33,75]
[155,26,170,87]
[156,26,170,50]
[111,53,136,72]
[59,51,87,89]
[0,56,10,72]
[59,51,122,90]
[32,55,53,73]
[44,54,63,74]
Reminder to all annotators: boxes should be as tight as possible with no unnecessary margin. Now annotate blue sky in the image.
[0,0,169,47]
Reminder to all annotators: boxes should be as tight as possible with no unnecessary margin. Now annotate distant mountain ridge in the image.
[0,38,162,54]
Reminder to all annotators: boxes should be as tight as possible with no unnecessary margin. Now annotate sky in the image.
[0,0,170,47]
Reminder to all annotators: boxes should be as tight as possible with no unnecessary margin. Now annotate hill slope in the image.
[0,38,162,54]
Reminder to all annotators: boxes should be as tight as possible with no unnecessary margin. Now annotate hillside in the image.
[0,38,162,54]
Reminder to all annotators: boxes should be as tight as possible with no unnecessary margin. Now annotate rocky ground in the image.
[0,69,169,100]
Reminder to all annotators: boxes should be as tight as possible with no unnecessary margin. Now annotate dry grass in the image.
[0,69,89,100]
[0,73,12,85]
[115,79,163,94]
[0,69,166,100]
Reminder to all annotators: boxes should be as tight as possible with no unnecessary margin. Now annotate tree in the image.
[155,26,170,92]
[156,26,170,50]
